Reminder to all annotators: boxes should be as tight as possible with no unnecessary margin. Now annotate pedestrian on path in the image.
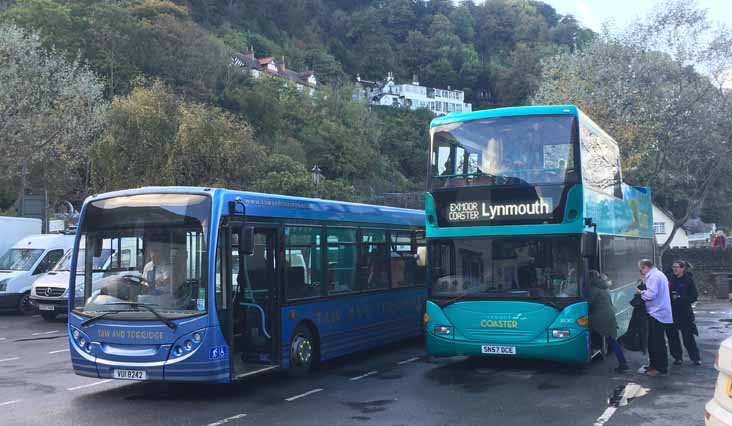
[636,259,673,376]
[588,270,629,373]
[665,260,701,366]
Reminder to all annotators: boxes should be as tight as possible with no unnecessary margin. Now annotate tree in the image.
[533,0,732,254]
[0,24,107,210]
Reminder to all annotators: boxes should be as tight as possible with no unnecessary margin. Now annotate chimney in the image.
[412,74,419,85]
[387,71,394,82]
[356,73,361,82]
[245,45,254,60]
[279,56,286,72]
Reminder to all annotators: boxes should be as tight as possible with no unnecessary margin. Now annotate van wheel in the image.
[288,324,318,376]
[17,292,35,315]
[41,312,57,321]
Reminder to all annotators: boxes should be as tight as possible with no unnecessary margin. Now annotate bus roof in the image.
[86,186,425,227]
[430,105,579,128]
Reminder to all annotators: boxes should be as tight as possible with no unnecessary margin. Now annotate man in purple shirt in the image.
[636,259,673,376]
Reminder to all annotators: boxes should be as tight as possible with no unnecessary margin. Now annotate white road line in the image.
[350,370,378,381]
[285,388,323,402]
[67,379,113,391]
[0,337,6,341]
[397,356,420,365]
[48,348,70,354]
[503,371,534,380]
[0,357,20,363]
[593,406,617,426]
[0,400,20,406]
[31,330,59,336]
[205,413,247,426]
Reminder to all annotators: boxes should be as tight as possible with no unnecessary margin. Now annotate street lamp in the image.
[311,165,322,187]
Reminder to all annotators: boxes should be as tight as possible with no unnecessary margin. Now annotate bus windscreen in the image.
[72,193,210,319]
[431,115,578,189]
[429,235,581,300]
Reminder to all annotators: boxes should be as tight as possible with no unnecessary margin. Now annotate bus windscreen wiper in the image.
[81,310,124,328]
[104,302,177,330]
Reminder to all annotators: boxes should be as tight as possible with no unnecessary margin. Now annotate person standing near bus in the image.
[666,260,701,366]
[636,259,673,376]
[588,270,628,373]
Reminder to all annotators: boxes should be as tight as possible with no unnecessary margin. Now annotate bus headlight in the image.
[434,325,453,335]
[70,327,93,353]
[551,328,571,338]
[170,329,206,358]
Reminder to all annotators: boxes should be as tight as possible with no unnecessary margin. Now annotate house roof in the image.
[231,53,261,70]
[258,57,275,65]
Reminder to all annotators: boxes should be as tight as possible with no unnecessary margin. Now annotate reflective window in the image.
[0,249,44,271]
[360,230,388,290]
[391,232,415,288]
[431,115,579,188]
[34,249,65,275]
[285,226,322,300]
[73,193,210,318]
[327,228,358,294]
[600,236,654,290]
[580,122,622,198]
[429,236,581,299]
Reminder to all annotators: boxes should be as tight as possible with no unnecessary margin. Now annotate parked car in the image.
[0,234,75,314]
[705,336,732,425]
[30,246,114,321]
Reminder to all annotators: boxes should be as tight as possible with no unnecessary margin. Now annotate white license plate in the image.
[38,304,55,311]
[481,345,516,355]
[113,369,147,380]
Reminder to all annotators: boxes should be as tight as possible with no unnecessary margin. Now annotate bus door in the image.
[231,226,278,375]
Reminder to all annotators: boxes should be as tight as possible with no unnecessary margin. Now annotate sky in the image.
[540,0,732,33]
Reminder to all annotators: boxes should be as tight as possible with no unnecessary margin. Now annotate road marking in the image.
[285,388,323,402]
[593,407,617,426]
[350,370,378,381]
[67,379,113,391]
[31,330,59,336]
[0,337,6,341]
[397,356,420,365]
[48,348,70,354]
[0,357,20,363]
[205,413,247,426]
[503,371,534,380]
[0,400,20,406]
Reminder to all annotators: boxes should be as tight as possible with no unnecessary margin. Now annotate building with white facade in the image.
[652,204,689,248]
[356,72,472,116]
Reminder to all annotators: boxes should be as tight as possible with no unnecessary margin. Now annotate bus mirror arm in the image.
[581,232,598,258]
[239,225,254,256]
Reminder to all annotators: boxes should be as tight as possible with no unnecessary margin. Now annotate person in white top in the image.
[142,244,173,294]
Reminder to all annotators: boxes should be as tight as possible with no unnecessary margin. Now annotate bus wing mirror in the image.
[416,246,427,267]
[582,233,598,257]
[238,225,254,256]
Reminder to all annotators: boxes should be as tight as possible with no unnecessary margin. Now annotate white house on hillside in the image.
[356,72,472,116]
[652,204,689,248]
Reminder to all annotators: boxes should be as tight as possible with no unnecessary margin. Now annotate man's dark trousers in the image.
[648,316,668,373]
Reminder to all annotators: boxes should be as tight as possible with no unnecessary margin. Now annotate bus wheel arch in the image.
[288,321,320,376]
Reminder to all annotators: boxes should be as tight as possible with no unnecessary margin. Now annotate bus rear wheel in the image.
[288,324,317,376]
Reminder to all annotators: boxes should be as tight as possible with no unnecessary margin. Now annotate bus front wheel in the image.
[288,324,318,376]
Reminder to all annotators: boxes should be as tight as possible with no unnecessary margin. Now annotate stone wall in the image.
[662,248,732,299]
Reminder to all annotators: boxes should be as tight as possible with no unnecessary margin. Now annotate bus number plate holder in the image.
[481,345,516,355]
[113,369,147,380]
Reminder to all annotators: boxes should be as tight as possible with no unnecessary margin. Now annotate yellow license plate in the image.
[726,378,732,397]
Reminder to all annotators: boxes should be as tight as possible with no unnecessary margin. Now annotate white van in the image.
[0,234,75,314]
[31,246,115,320]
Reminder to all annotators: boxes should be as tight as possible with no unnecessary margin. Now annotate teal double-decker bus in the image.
[424,105,654,363]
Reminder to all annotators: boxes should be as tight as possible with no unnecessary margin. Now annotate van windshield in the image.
[54,249,112,273]
[0,249,45,271]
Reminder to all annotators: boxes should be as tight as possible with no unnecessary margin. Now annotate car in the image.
[0,234,75,314]
[705,336,732,425]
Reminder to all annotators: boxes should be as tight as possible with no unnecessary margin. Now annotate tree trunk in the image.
[11,160,29,215]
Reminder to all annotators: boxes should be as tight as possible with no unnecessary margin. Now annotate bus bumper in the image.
[426,330,590,364]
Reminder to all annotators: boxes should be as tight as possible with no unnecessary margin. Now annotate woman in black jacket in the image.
[665,260,701,365]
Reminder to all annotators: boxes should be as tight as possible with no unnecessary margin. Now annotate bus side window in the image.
[390,232,414,288]
[285,226,322,300]
[360,230,388,290]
